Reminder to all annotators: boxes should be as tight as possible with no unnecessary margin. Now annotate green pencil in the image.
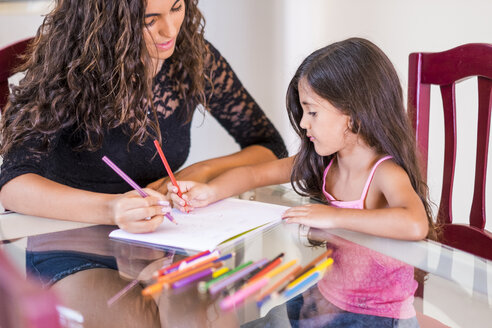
[198,260,253,293]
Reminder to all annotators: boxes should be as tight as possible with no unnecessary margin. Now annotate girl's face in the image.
[144,0,186,71]
[298,78,352,156]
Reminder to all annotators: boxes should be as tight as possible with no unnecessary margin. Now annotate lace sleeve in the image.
[204,41,287,159]
[0,138,52,190]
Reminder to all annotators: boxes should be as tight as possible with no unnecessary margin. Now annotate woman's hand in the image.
[282,204,340,229]
[167,181,217,212]
[108,188,172,233]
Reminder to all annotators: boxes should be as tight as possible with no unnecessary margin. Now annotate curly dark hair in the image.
[0,0,209,155]
[286,38,438,240]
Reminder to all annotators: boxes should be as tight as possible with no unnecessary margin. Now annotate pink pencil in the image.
[102,156,177,224]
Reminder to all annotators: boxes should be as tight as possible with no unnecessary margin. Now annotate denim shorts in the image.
[242,284,420,328]
[26,250,118,287]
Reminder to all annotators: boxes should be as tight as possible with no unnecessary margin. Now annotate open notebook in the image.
[109,198,288,252]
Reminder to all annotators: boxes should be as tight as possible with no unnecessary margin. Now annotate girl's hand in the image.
[108,188,172,233]
[167,181,217,212]
[282,204,339,229]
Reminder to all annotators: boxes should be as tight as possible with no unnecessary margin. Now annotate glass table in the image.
[1,185,491,327]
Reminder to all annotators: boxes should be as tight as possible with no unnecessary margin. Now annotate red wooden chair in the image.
[0,37,33,111]
[408,43,492,261]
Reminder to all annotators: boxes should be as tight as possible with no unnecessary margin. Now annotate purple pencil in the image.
[102,156,177,224]
[172,268,214,289]
[208,258,269,295]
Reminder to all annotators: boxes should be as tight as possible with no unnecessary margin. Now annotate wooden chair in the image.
[408,43,492,261]
[0,37,33,111]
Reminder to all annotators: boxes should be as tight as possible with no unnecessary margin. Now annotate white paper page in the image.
[109,198,288,252]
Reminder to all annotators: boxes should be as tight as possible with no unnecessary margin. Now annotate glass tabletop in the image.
[1,185,491,327]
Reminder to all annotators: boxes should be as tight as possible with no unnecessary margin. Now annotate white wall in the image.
[1,0,491,230]
[197,0,492,231]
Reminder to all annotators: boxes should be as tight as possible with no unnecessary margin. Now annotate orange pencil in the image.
[153,140,187,209]
[158,253,219,282]
[256,264,303,304]
[296,248,333,278]
[274,249,332,296]
[163,261,223,288]
[246,257,283,284]
[143,261,223,295]
[154,250,211,278]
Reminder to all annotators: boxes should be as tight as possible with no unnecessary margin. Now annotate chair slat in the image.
[407,43,492,261]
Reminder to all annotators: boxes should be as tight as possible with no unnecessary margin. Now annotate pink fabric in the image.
[322,155,393,209]
[318,155,417,319]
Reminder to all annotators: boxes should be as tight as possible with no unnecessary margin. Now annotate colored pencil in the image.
[296,249,333,277]
[158,252,220,283]
[198,261,253,294]
[102,155,176,224]
[212,267,230,279]
[220,277,269,311]
[153,140,188,210]
[142,261,223,295]
[283,271,320,299]
[246,255,283,284]
[154,250,210,277]
[221,259,298,310]
[275,249,333,295]
[256,264,303,305]
[177,250,221,270]
[172,268,214,289]
[208,258,269,295]
[285,258,333,290]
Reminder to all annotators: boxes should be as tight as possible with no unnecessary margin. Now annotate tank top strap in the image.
[322,157,336,201]
[360,155,393,200]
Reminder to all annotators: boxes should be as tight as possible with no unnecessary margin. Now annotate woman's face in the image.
[144,0,186,71]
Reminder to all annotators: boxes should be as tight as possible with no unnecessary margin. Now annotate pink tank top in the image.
[318,155,417,319]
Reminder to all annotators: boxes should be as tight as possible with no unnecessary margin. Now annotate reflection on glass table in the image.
[0,185,491,327]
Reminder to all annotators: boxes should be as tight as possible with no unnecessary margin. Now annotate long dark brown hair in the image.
[0,0,209,154]
[286,38,437,239]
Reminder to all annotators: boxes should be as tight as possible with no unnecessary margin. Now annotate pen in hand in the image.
[102,155,177,224]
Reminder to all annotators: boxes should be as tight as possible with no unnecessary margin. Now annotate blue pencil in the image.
[283,271,320,299]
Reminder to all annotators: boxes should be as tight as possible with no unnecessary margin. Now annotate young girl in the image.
[169,38,436,325]
[169,37,434,241]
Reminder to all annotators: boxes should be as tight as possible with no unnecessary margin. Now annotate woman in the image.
[0,0,286,233]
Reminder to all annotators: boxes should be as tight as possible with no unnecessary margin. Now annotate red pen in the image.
[153,140,188,210]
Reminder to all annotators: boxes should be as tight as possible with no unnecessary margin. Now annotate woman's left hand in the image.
[282,204,339,229]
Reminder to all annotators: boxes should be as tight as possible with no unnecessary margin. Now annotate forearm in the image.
[177,145,278,183]
[0,174,116,224]
[207,156,293,202]
[332,207,429,240]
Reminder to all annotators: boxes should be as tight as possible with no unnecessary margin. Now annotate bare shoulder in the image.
[372,158,412,192]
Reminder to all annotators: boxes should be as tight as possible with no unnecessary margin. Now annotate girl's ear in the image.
[348,117,360,134]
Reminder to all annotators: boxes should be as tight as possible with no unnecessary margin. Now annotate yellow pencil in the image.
[286,258,333,290]
[212,267,230,279]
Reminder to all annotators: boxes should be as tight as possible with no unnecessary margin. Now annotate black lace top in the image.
[0,41,287,194]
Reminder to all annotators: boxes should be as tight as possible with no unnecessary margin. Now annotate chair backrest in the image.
[0,249,61,327]
[407,43,492,261]
[0,37,33,111]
